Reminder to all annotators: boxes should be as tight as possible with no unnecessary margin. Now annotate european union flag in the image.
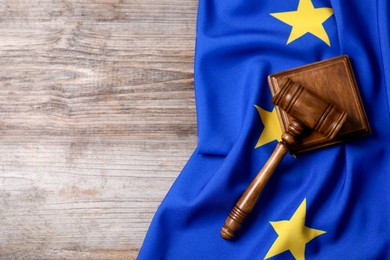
[138,0,390,259]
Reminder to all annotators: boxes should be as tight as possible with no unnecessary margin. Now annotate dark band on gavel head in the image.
[272,78,347,140]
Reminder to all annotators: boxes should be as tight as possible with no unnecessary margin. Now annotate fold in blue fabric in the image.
[139,0,390,259]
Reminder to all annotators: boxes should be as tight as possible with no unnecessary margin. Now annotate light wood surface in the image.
[0,1,197,259]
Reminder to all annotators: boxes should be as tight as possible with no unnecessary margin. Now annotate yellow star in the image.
[255,105,282,148]
[270,0,334,46]
[265,199,326,260]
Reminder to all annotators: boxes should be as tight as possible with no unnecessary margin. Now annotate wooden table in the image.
[0,1,197,259]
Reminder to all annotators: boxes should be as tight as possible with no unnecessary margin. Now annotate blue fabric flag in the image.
[139,0,390,259]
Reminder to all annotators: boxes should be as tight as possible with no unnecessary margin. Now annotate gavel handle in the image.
[221,141,289,240]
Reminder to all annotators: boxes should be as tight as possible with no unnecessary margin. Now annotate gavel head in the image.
[272,79,347,140]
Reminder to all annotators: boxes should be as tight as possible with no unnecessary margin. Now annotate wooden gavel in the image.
[221,79,347,240]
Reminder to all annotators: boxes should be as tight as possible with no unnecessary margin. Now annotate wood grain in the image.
[268,56,370,153]
[0,0,198,259]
